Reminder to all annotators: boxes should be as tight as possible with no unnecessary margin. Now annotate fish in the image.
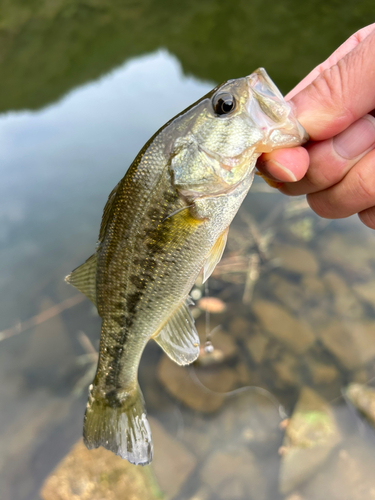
[65,68,307,465]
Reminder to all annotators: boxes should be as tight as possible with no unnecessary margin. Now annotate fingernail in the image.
[333,115,375,159]
[267,159,297,182]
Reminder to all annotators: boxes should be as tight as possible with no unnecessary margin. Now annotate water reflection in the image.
[1,1,375,499]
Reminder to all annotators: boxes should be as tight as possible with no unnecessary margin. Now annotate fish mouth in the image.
[246,68,309,149]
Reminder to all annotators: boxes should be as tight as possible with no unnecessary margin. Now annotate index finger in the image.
[286,23,375,100]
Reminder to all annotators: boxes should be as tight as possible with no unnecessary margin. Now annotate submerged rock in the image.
[268,274,304,313]
[157,355,236,412]
[201,447,266,500]
[273,352,302,388]
[353,280,375,309]
[272,244,319,276]
[196,327,238,366]
[301,439,375,500]
[345,383,375,428]
[319,233,375,278]
[216,389,282,452]
[323,272,364,321]
[306,357,339,386]
[279,387,341,494]
[197,297,227,314]
[151,417,196,499]
[252,300,315,354]
[319,320,375,370]
[229,317,252,340]
[246,331,269,364]
[40,439,162,500]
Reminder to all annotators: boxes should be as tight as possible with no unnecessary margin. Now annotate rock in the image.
[269,274,304,313]
[252,300,315,354]
[229,317,252,340]
[353,280,375,308]
[216,389,282,452]
[273,353,301,388]
[197,297,227,314]
[323,272,364,320]
[272,244,319,275]
[246,331,269,364]
[318,320,375,370]
[345,383,375,428]
[352,369,368,384]
[319,233,375,278]
[302,439,375,500]
[40,439,161,500]
[301,275,326,299]
[188,486,211,500]
[307,358,339,386]
[196,327,238,366]
[157,355,236,412]
[288,217,314,242]
[284,494,306,500]
[201,448,266,500]
[151,417,196,499]
[279,387,341,494]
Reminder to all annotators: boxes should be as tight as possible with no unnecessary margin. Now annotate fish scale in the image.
[66,68,307,465]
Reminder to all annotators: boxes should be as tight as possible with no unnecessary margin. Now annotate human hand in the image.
[257,24,375,229]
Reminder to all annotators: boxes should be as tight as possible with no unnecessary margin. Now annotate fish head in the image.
[171,68,307,198]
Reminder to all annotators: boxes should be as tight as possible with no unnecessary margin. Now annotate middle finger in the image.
[280,114,375,196]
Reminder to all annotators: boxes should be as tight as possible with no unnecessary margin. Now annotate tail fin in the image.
[83,384,153,465]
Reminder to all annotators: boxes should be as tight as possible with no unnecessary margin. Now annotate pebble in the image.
[301,438,375,500]
[318,233,375,278]
[196,327,238,366]
[252,300,315,354]
[273,353,301,388]
[40,439,161,500]
[197,297,227,314]
[201,447,266,500]
[157,355,236,412]
[150,417,197,499]
[229,317,252,340]
[272,244,319,275]
[323,272,364,320]
[279,386,341,494]
[319,320,375,370]
[246,331,269,364]
[305,356,339,385]
[353,280,375,308]
[345,383,375,428]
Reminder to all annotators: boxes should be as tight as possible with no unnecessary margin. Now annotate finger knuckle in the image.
[309,61,356,126]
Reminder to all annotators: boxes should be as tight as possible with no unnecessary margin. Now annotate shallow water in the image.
[1,2,375,499]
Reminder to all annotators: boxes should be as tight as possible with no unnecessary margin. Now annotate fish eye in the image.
[212,93,236,116]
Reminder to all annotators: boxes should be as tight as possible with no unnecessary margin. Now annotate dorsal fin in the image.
[153,296,200,366]
[99,181,121,242]
[65,253,97,306]
[203,227,229,283]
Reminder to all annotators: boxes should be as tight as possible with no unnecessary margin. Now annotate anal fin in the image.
[203,227,228,283]
[65,253,97,306]
[154,296,200,366]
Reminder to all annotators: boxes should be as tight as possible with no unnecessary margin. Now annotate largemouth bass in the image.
[66,69,307,465]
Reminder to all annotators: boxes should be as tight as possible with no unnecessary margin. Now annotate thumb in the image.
[291,28,375,141]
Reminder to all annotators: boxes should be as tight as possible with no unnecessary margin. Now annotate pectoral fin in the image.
[203,227,229,283]
[154,296,200,366]
[65,253,97,306]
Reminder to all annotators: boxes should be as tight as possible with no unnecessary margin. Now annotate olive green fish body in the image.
[66,68,307,465]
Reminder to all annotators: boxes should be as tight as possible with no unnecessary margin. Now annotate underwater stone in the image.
[252,300,315,354]
[279,387,341,495]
